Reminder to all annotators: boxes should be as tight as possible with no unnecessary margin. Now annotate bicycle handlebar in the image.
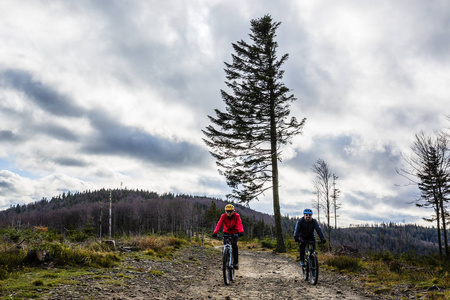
[216,233,240,239]
[298,239,325,245]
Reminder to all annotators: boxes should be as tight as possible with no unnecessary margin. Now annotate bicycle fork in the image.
[225,244,233,267]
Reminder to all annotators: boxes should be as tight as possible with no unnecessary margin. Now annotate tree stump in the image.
[102,240,116,251]
[22,249,50,265]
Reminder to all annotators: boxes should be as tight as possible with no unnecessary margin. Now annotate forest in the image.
[0,189,441,256]
[0,189,274,240]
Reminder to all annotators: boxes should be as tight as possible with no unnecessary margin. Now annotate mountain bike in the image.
[217,233,239,285]
[302,240,319,285]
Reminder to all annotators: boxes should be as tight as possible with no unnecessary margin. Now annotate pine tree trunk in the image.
[435,202,443,259]
[270,90,285,253]
[272,157,285,252]
[439,196,449,258]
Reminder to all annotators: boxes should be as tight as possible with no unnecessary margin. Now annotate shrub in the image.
[149,270,164,277]
[43,242,119,267]
[260,238,275,249]
[368,251,394,262]
[285,238,298,251]
[133,235,186,259]
[32,279,44,286]
[0,249,26,277]
[389,260,403,274]
[2,228,22,243]
[145,249,156,256]
[66,230,90,243]
[325,255,362,272]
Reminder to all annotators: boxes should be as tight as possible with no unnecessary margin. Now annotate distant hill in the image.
[284,217,440,256]
[331,223,440,256]
[0,189,274,238]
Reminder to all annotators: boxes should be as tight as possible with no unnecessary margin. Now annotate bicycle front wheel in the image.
[230,255,235,281]
[229,253,235,282]
[302,260,309,281]
[223,249,231,285]
[309,253,319,285]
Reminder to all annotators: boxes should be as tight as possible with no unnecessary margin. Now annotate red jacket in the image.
[214,212,244,235]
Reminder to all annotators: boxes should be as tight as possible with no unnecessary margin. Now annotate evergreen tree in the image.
[205,201,219,230]
[202,15,305,252]
[401,131,450,259]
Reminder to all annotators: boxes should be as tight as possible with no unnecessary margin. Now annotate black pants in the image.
[299,241,315,262]
[223,235,239,264]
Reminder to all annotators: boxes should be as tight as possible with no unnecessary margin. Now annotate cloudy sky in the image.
[1,0,449,227]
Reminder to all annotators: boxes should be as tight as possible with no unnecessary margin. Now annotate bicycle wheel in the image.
[230,253,236,281]
[223,249,231,285]
[302,259,309,281]
[309,252,319,285]
[229,253,235,282]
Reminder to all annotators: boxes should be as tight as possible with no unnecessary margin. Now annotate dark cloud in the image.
[83,111,209,167]
[345,187,417,212]
[0,176,17,195]
[288,134,404,185]
[35,123,79,142]
[54,157,88,167]
[287,135,353,170]
[350,210,421,225]
[345,193,377,210]
[198,175,228,191]
[0,180,13,190]
[1,69,85,117]
[0,130,21,143]
[409,2,450,61]
[1,69,208,168]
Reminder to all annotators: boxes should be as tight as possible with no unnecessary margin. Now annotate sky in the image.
[1,0,449,228]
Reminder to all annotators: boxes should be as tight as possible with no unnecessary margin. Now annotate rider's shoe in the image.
[233,264,239,270]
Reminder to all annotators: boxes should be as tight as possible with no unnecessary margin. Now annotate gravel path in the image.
[40,245,388,299]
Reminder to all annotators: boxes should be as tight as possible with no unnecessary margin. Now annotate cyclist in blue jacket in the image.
[294,208,326,266]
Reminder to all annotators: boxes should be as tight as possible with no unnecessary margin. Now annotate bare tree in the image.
[331,174,341,229]
[312,180,321,223]
[312,158,333,250]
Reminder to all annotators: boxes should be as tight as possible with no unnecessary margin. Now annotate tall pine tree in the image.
[202,15,305,252]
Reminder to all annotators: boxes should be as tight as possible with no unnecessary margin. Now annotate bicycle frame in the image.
[306,242,316,259]
[219,233,238,285]
[223,235,234,269]
[301,240,319,285]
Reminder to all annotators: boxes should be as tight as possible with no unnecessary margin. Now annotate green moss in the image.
[149,270,164,277]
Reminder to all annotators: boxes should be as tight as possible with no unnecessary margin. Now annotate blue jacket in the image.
[294,217,325,242]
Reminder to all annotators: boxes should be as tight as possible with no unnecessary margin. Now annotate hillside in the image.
[0,188,441,256]
[283,217,440,256]
[0,189,274,239]
[331,223,440,256]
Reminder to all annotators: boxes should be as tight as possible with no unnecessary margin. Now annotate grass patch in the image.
[260,238,276,250]
[149,270,164,277]
[134,235,187,259]
[0,268,83,298]
[0,232,191,297]
[325,255,362,272]
[100,279,124,286]
[279,237,450,298]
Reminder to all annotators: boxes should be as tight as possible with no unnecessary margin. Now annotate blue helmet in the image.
[303,208,313,215]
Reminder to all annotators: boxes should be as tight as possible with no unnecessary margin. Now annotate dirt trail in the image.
[41,245,385,300]
[207,250,378,300]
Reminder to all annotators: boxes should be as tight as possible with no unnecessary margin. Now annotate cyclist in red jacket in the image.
[212,204,244,269]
